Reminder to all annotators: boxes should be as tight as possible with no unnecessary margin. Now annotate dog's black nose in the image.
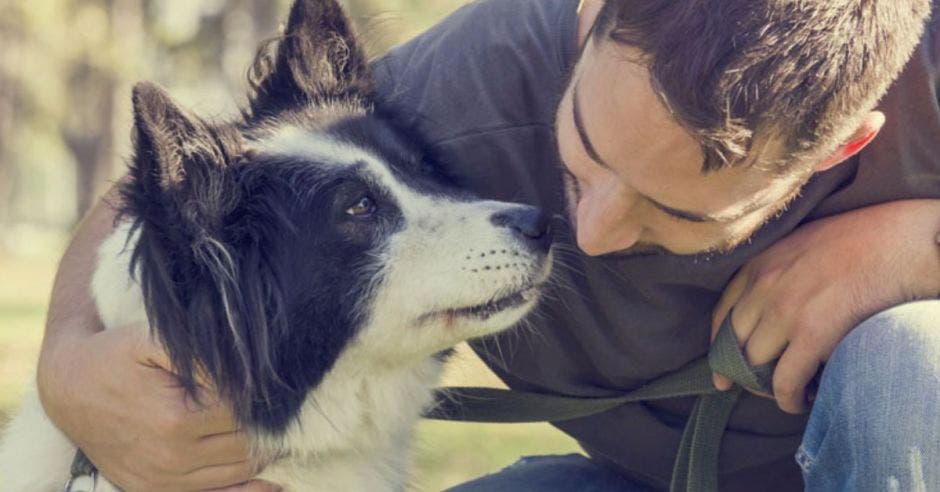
[490,206,553,252]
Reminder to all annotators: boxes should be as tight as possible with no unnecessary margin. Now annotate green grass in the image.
[0,251,581,490]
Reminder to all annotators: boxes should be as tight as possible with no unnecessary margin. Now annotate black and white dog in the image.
[0,0,553,490]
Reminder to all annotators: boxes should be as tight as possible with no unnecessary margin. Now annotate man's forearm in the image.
[37,186,120,401]
[895,198,940,299]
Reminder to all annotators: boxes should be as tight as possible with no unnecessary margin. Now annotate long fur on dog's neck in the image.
[116,0,383,434]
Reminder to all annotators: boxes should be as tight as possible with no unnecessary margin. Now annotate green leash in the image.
[424,317,775,492]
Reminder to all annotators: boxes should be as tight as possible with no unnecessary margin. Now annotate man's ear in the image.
[815,111,886,172]
[247,0,370,119]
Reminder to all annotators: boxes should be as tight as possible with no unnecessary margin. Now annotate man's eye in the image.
[346,196,376,217]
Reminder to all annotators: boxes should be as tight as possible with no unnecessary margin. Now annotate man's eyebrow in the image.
[647,199,725,223]
[571,81,745,224]
[572,80,609,169]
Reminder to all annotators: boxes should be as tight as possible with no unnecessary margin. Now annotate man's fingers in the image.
[711,268,754,392]
[742,317,790,367]
[189,431,253,472]
[772,341,821,414]
[711,268,750,340]
[726,283,769,347]
[205,480,282,492]
[185,391,240,435]
[176,459,258,491]
[124,327,174,369]
[712,373,733,391]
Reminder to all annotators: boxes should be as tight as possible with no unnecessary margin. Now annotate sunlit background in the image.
[0,0,579,489]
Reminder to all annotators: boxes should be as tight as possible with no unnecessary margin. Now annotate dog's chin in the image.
[418,282,544,337]
[414,252,554,342]
[451,283,542,321]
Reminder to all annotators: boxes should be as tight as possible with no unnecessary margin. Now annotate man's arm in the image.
[711,198,940,413]
[39,188,116,376]
[35,189,273,491]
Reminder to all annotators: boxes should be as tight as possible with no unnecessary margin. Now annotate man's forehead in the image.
[575,41,799,220]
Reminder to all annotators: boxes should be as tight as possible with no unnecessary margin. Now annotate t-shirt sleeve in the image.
[809,12,940,219]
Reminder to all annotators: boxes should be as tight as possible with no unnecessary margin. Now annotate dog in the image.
[0,0,554,490]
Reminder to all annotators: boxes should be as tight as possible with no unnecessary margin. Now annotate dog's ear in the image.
[125,82,251,415]
[247,0,370,118]
[132,82,218,188]
[128,82,239,228]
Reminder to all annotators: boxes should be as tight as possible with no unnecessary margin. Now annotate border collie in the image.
[0,0,553,490]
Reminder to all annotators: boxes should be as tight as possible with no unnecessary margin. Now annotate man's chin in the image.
[595,233,753,259]
[594,242,675,259]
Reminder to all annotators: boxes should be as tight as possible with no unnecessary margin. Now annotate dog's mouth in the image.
[422,284,543,323]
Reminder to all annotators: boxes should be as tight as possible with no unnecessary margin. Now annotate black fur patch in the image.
[246,0,372,121]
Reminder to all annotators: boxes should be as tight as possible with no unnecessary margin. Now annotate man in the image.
[36,0,940,490]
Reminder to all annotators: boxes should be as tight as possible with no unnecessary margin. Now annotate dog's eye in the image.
[346,196,376,217]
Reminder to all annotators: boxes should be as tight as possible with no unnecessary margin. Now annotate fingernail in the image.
[712,374,726,391]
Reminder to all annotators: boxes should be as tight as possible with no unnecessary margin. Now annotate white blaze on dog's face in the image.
[253,123,554,361]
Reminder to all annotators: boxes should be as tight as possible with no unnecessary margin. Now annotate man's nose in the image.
[575,189,641,256]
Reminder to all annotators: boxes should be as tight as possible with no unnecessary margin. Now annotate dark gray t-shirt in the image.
[373,0,940,489]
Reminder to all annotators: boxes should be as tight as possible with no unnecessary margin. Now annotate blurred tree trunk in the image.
[0,24,20,230]
[249,0,280,37]
[0,75,14,224]
[64,0,146,220]
[342,0,403,57]
[64,61,116,218]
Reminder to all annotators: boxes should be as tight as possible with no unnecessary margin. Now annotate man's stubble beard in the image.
[558,165,808,259]
[559,167,673,258]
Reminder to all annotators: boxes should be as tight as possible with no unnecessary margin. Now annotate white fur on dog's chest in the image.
[91,221,148,332]
[258,353,443,491]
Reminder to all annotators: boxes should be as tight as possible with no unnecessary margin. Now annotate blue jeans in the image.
[446,301,940,491]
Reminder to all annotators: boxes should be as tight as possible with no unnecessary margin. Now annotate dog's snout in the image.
[490,206,553,251]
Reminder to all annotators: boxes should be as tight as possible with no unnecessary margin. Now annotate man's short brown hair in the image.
[593,0,933,172]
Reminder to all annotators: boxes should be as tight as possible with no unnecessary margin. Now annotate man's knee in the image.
[804,300,940,490]
[821,300,940,440]
[830,300,940,380]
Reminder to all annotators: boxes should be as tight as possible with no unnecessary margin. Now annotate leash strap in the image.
[62,319,771,491]
[65,449,98,492]
[425,317,776,492]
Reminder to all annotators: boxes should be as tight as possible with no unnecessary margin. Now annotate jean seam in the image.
[795,444,816,474]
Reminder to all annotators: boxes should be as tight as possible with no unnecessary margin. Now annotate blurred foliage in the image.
[0,0,469,250]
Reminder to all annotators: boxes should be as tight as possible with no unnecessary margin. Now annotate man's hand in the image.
[36,193,277,491]
[711,199,940,414]
[38,327,278,491]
